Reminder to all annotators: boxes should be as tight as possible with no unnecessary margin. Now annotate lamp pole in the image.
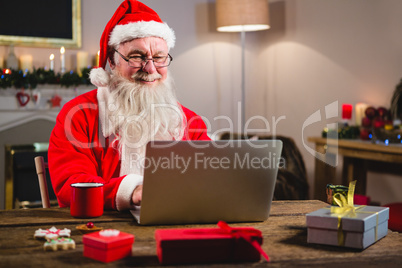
[240,30,246,134]
[215,0,270,134]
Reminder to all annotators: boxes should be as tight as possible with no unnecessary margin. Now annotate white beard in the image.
[106,70,185,175]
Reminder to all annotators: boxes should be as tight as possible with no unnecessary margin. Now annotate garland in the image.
[0,67,93,89]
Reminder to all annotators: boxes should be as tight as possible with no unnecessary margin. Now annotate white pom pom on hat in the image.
[89,68,110,88]
[90,0,175,87]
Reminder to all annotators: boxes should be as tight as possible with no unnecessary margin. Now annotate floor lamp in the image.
[216,0,270,133]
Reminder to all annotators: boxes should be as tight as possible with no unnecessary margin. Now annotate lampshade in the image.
[216,0,270,32]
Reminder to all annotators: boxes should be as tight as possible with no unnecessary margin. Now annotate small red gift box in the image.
[155,221,269,265]
[83,229,134,263]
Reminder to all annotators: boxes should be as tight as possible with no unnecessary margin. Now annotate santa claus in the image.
[48,0,210,211]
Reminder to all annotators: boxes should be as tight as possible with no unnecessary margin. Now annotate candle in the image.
[19,55,33,73]
[342,104,353,120]
[355,103,368,126]
[96,50,100,67]
[49,54,55,71]
[76,51,88,76]
[60,46,65,73]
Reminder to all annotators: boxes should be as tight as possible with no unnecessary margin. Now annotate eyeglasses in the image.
[114,49,173,68]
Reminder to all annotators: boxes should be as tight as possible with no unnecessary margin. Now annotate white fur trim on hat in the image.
[89,67,110,88]
[109,21,175,49]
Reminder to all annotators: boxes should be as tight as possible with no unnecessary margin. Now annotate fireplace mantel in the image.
[0,86,95,132]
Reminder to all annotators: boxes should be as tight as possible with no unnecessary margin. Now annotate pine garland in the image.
[0,67,93,89]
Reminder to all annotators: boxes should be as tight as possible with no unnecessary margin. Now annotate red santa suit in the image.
[48,0,211,211]
[48,88,210,210]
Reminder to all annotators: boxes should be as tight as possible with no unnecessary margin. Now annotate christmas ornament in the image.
[49,94,62,107]
[16,90,30,107]
[31,89,41,106]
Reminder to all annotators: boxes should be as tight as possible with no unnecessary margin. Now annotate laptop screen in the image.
[131,140,283,225]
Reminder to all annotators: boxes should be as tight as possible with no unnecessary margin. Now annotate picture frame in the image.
[0,0,81,48]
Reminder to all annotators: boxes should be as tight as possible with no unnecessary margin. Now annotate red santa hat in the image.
[90,0,175,87]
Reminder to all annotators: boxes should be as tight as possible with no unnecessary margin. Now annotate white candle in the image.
[19,55,33,73]
[49,54,55,71]
[76,51,88,76]
[355,103,368,126]
[60,46,65,73]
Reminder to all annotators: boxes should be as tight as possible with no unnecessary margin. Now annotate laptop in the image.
[130,139,283,225]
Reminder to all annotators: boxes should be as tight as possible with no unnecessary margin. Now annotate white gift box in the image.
[306,205,389,249]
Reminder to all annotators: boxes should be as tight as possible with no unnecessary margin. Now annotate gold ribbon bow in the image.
[330,180,357,246]
[331,180,357,216]
[329,180,378,246]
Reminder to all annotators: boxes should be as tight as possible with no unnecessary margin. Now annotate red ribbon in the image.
[217,221,270,262]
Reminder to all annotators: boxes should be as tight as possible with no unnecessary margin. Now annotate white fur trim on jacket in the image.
[90,68,110,88]
[116,174,143,211]
[109,21,175,49]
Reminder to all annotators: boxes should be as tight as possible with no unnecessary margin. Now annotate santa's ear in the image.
[108,57,116,70]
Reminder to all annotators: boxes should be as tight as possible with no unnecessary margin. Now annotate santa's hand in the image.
[131,185,143,206]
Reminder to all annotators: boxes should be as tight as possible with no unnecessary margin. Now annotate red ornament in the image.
[360,129,371,140]
[361,116,371,128]
[377,107,388,118]
[16,91,30,107]
[86,222,94,229]
[49,94,62,107]
[373,117,385,128]
[365,106,378,119]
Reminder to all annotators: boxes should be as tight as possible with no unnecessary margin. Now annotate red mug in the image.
[70,183,104,218]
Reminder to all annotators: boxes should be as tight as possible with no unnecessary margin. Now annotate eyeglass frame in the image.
[113,49,173,68]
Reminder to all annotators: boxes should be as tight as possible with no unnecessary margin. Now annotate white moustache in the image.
[132,72,162,82]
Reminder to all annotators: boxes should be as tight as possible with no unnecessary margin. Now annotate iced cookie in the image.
[34,226,71,241]
[44,238,76,251]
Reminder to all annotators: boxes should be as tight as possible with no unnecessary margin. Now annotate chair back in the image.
[218,132,309,200]
[34,156,51,208]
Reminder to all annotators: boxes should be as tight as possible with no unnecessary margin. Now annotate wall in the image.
[1,0,401,206]
[253,0,402,204]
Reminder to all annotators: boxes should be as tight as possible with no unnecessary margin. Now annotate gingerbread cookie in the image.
[44,238,76,251]
[34,226,71,241]
[76,222,103,234]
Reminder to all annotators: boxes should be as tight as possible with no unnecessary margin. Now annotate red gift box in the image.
[83,229,134,263]
[155,221,269,265]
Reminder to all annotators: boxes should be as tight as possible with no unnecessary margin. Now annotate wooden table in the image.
[308,137,402,201]
[0,200,401,267]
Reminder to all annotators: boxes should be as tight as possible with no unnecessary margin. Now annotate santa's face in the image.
[111,37,169,86]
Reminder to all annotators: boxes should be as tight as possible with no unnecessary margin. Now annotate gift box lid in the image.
[306,205,389,232]
[155,227,262,249]
[83,229,134,250]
